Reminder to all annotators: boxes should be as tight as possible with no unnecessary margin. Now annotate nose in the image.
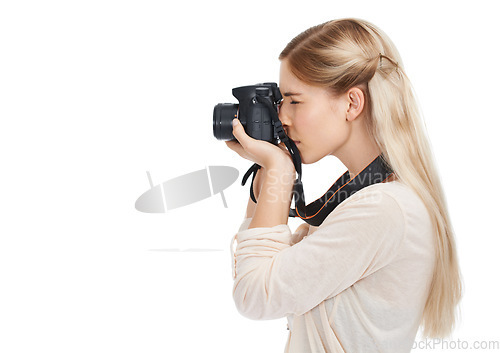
[278,103,292,130]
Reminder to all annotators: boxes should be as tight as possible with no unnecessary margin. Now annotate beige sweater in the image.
[230,181,435,353]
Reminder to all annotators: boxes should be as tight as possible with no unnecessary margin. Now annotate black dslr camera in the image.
[213,82,283,143]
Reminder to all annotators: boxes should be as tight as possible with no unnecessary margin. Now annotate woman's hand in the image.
[225,118,295,174]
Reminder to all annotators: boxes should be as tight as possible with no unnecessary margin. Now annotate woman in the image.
[227,18,462,353]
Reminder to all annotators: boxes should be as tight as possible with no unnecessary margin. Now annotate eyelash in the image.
[278,100,300,109]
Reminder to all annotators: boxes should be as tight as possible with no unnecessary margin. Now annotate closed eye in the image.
[290,101,300,104]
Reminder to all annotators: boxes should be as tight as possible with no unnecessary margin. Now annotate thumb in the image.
[232,118,250,146]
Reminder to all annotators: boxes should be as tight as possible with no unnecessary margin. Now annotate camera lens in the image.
[213,103,239,140]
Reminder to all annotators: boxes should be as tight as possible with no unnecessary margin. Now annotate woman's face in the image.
[278,59,351,164]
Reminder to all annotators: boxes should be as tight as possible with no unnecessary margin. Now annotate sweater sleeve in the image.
[231,188,406,320]
[229,217,308,279]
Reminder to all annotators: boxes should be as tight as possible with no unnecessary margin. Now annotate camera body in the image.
[213,82,283,143]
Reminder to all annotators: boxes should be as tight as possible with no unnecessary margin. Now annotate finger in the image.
[225,140,239,148]
[278,142,290,154]
[278,142,296,165]
[226,140,253,160]
[225,140,244,154]
[231,119,251,148]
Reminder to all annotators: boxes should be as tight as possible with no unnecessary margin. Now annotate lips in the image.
[285,131,300,145]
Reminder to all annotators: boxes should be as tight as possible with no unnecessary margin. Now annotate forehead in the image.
[279,59,307,92]
[279,59,331,98]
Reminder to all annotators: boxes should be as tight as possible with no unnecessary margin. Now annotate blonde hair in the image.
[280,18,462,338]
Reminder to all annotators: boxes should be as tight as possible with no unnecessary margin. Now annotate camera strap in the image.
[241,96,394,227]
[288,155,393,226]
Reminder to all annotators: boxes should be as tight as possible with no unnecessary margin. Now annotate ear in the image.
[345,87,365,122]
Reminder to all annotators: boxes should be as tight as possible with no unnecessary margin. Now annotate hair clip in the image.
[378,52,399,72]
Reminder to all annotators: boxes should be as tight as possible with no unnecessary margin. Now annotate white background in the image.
[1,0,499,352]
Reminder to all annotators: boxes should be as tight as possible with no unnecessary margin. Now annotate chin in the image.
[300,153,322,165]
[295,145,327,165]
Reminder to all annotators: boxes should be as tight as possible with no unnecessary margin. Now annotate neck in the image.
[343,147,381,180]
[334,120,382,179]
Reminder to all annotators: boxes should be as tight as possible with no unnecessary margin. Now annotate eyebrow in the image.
[283,92,302,97]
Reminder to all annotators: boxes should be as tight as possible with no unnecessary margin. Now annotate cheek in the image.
[297,105,339,141]
[295,105,325,133]
[297,105,349,161]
